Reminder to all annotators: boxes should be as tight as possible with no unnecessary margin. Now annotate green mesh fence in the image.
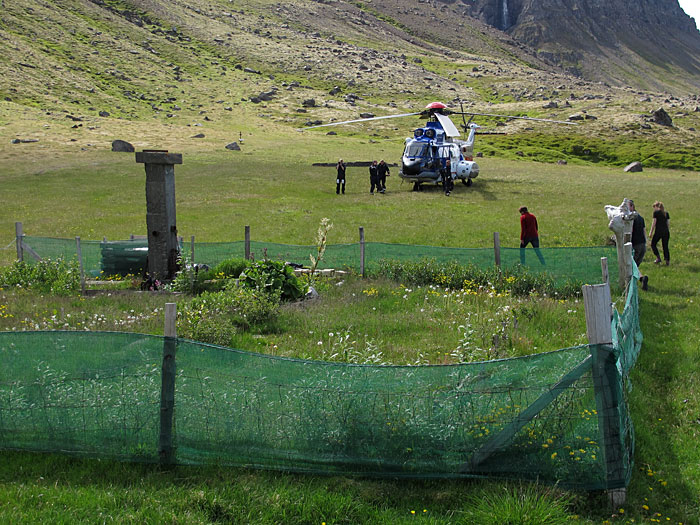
[0,278,640,489]
[19,235,616,285]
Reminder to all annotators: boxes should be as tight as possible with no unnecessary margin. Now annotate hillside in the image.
[0,0,698,168]
[461,0,700,91]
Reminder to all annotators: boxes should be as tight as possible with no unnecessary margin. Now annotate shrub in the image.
[168,258,216,294]
[0,258,81,295]
[239,260,304,301]
[178,284,281,344]
[212,258,249,279]
[169,256,251,295]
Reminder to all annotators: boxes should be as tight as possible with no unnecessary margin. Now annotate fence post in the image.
[601,257,609,285]
[75,236,86,295]
[582,283,626,508]
[159,303,178,465]
[493,232,501,268]
[245,225,251,260]
[623,242,634,287]
[190,235,195,263]
[359,227,365,278]
[15,222,23,261]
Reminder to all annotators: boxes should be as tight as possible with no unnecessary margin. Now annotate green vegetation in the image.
[0,258,80,296]
[1,0,699,521]
[0,140,698,521]
[481,133,700,170]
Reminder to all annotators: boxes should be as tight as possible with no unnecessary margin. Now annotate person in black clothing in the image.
[628,199,649,290]
[441,159,453,196]
[369,160,379,194]
[649,200,670,265]
[336,159,346,194]
[377,160,390,193]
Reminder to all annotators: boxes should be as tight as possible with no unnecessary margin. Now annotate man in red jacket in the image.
[519,206,545,265]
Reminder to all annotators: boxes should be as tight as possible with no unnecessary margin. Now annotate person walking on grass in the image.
[335,159,346,195]
[519,206,545,265]
[369,160,379,194]
[377,160,390,193]
[628,199,649,290]
[649,200,670,266]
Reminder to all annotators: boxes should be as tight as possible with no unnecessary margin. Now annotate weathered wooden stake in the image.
[159,303,178,465]
[359,227,365,278]
[601,257,609,285]
[75,236,86,295]
[583,282,626,508]
[623,242,634,287]
[245,225,251,260]
[493,232,501,267]
[15,222,23,261]
[190,235,195,263]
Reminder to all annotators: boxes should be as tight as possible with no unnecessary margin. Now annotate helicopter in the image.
[303,101,577,191]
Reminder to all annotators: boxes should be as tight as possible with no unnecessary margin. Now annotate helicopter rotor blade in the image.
[446,111,578,125]
[300,112,422,130]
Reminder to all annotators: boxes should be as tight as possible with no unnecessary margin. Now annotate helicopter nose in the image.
[402,158,422,175]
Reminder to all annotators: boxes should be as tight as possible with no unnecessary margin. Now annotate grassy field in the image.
[1,131,699,523]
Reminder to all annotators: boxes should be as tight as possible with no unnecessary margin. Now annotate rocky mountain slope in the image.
[462,0,700,89]
[0,0,698,166]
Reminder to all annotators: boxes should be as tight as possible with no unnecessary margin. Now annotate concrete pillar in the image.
[135,150,183,281]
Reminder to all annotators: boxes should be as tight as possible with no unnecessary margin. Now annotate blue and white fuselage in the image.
[399,118,480,186]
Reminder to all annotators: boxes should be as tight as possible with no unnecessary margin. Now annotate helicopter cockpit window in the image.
[404,143,427,157]
[413,129,424,138]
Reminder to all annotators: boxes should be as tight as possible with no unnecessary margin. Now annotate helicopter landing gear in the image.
[462,178,473,187]
[412,182,422,192]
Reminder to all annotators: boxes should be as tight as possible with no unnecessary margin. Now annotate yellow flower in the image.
[642,504,650,510]
[411,510,416,514]
[551,452,558,459]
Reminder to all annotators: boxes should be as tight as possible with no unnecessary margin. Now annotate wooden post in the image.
[601,257,609,285]
[359,227,365,278]
[159,303,178,465]
[245,225,251,260]
[15,222,23,261]
[582,283,626,508]
[190,235,195,263]
[623,242,634,287]
[493,232,501,267]
[76,236,86,295]
[615,231,632,289]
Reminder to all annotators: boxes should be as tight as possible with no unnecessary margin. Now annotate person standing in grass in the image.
[628,199,649,290]
[336,159,346,195]
[649,200,670,266]
[519,206,545,265]
[377,160,390,193]
[369,160,379,194]
[441,159,454,196]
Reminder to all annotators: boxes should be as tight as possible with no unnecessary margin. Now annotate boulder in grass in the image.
[111,139,134,152]
[225,141,241,151]
[624,161,643,173]
[652,107,673,127]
